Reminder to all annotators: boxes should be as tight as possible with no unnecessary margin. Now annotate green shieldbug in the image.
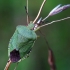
[8,22,37,62]
[4,0,70,70]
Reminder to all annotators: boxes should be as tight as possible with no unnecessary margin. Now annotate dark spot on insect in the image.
[10,49,21,62]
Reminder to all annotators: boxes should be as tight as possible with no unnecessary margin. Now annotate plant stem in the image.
[33,0,47,24]
[4,59,12,70]
[39,16,70,28]
[27,0,29,24]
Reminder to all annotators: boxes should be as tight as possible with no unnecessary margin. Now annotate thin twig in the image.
[39,30,56,70]
[42,15,49,22]
[39,30,50,49]
[33,0,47,24]
[4,59,12,70]
[27,0,29,24]
[39,17,70,28]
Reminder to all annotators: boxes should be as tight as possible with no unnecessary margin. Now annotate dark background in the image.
[0,0,70,70]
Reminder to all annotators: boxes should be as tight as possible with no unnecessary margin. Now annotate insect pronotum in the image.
[4,0,70,70]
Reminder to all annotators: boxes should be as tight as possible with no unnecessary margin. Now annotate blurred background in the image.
[0,0,70,70]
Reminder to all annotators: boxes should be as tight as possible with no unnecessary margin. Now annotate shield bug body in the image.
[8,22,37,62]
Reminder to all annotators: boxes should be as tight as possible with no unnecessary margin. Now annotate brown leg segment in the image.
[4,59,12,70]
